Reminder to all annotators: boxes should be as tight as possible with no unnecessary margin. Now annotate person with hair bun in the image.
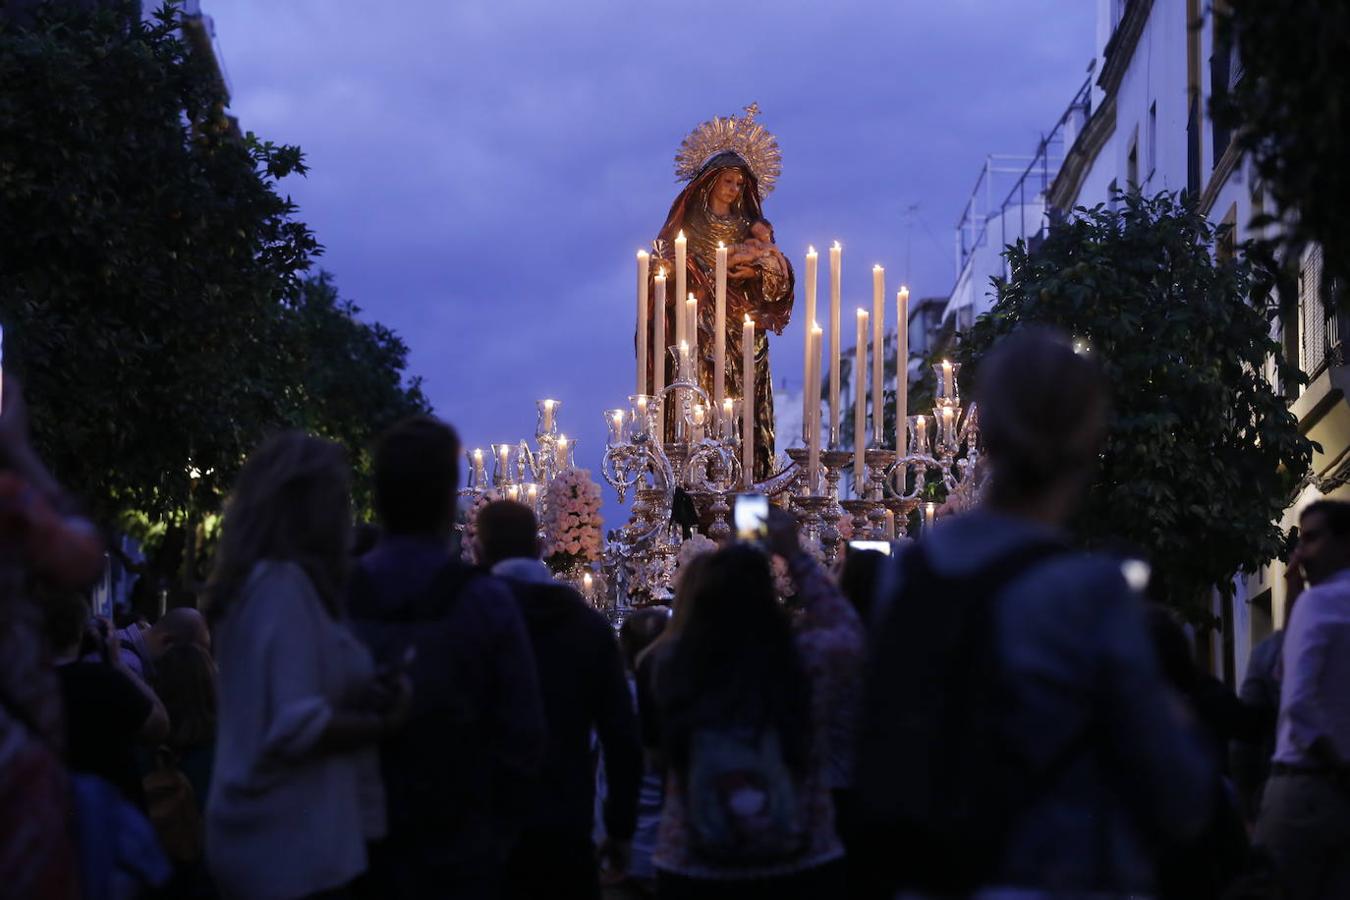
[856,329,1212,897]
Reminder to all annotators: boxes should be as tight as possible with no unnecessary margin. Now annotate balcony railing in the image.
[953,75,1092,279]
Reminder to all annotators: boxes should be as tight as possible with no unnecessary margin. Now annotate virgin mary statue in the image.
[644,104,794,480]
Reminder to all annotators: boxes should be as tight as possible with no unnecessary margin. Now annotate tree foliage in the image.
[1215,0,1350,303]
[285,273,430,511]
[958,192,1311,618]
[0,3,426,531]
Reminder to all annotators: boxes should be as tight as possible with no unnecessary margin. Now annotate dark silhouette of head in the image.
[659,544,810,774]
[975,329,1109,517]
[619,606,672,673]
[149,607,210,657]
[476,500,541,567]
[206,432,352,623]
[1297,499,1350,585]
[374,416,462,536]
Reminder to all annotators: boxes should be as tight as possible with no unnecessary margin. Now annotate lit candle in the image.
[637,250,649,395]
[675,230,687,347]
[653,270,667,398]
[940,405,955,449]
[885,509,896,539]
[555,435,570,470]
[872,264,885,447]
[802,246,818,435]
[539,398,558,435]
[606,409,626,446]
[686,293,699,382]
[722,397,735,440]
[924,501,937,531]
[678,340,691,382]
[896,286,909,452]
[692,402,706,441]
[471,448,485,485]
[714,242,728,410]
[941,359,953,400]
[829,241,842,445]
[506,484,521,503]
[743,315,755,488]
[808,323,823,494]
[526,483,539,508]
[496,443,512,485]
[915,415,928,455]
[854,308,869,493]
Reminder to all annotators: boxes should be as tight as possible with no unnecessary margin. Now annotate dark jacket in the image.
[348,535,546,867]
[505,574,641,840]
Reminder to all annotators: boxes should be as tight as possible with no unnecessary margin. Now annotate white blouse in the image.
[207,560,385,900]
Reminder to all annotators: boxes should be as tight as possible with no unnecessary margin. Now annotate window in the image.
[1127,134,1139,190]
[1147,101,1158,177]
[1298,244,1333,377]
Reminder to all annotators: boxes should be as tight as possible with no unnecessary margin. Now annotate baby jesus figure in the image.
[727,218,789,283]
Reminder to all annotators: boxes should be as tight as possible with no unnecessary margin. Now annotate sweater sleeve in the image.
[254,563,336,762]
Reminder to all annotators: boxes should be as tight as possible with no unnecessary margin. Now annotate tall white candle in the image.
[854,308,869,493]
[829,241,842,446]
[808,323,823,494]
[715,243,728,410]
[675,231,688,347]
[896,286,909,453]
[802,246,818,435]
[743,315,755,488]
[686,293,699,383]
[872,264,885,447]
[653,270,667,443]
[637,250,650,395]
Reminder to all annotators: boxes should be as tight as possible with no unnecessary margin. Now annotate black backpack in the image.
[348,560,489,836]
[851,538,1073,897]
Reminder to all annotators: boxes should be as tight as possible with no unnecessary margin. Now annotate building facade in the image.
[1046,0,1341,684]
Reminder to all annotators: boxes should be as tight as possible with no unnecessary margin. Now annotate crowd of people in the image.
[1,330,1348,899]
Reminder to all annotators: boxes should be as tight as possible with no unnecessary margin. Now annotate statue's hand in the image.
[728,265,757,281]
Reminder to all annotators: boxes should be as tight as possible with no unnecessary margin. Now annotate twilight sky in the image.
[212,0,1095,508]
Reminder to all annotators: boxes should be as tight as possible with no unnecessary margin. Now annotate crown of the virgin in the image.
[674,103,782,198]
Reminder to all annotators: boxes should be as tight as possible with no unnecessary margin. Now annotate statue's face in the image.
[713,169,745,207]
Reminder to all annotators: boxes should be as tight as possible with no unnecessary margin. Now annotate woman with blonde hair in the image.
[205,433,408,900]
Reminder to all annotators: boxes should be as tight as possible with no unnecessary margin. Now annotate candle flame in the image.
[473,448,483,460]
[677,230,685,241]
[832,240,841,250]
[857,308,868,319]
[687,293,696,303]
[654,270,665,280]
[680,340,689,351]
[744,314,754,325]
[637,249,648,258]
[544,399,556,409]
[558,435,568,446]
[811,323,823,335]
[873,264,883,271]
[807,245,816,255]
[717,241,725,250]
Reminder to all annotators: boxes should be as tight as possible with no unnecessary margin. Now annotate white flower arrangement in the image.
[461,490,495,564]
[542,468,604,572]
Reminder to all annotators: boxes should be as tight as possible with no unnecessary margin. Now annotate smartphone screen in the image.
[734,493,770,544]
[848,540,893,556]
